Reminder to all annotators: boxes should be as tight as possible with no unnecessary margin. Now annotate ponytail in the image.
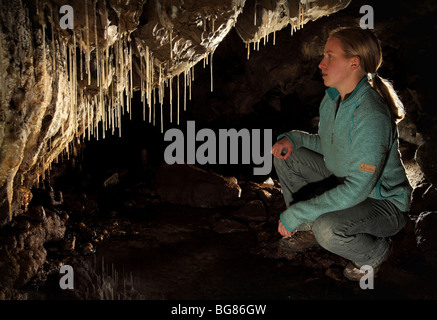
[370,74,405,124]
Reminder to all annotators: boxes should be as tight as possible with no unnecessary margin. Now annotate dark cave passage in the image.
[1,0,437,302]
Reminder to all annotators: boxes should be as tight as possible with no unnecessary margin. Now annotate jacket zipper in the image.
[331,99,341,144]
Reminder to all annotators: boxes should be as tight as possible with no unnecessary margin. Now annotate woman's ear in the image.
[350,56,361,71]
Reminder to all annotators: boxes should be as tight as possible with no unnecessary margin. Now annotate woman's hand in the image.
[278,219,296,237]
[271,137,294,160]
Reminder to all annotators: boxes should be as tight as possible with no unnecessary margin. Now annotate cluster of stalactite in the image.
[0,0,351,225]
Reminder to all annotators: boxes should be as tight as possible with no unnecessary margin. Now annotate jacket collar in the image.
[325,76,369,104]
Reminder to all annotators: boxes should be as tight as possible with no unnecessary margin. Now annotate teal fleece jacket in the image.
[278,77,412,232]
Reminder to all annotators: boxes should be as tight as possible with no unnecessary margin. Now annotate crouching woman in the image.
[271,27,412,281]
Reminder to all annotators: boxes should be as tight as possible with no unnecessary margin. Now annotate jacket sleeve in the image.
[277,130,322,155]
[280,104,394,232]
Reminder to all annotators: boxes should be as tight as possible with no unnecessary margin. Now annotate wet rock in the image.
[62,193,86,213]
[398,115,425,146]
[0,211,66,288]
[18,186,33,212]
[325,267,344,282]
[82,242,96,256]
[232,200,266,223]
[78,222,87,230]
[263,177,275,186]
[49,189,63,206]
[415,139,437,186]
[64,235,76,251]
[240,180,282,203]
[410,183,437,215]
[414,211,437,266]
[240,181,260,201]
[28,205,46,223]
[103,173,120,188]
[213,218,247,234]
[155,163,242,208]
[258,189,273,204]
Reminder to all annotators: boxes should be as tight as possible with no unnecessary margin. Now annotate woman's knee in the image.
[312,213,346,250]
[273,147,308,172]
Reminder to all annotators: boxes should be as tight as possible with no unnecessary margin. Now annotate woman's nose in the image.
[319,59,326,70]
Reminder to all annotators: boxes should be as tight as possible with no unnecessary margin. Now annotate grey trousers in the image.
[273,147,408,267]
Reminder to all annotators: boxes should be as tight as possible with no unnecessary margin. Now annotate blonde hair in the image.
[329,27,405,123]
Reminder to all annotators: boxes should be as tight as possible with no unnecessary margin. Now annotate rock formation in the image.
[0,0,351,226]
[1,0,437,298]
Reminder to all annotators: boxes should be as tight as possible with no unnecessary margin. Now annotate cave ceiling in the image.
[0,0,351,225]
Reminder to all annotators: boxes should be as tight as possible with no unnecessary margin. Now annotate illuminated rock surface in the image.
[1,0,437,299]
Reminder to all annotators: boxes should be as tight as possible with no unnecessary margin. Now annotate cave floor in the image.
[85,205,437,300]
[30,195,437,300]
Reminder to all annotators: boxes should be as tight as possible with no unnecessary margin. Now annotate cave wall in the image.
[0,0,351,227]
[0,0,437,295]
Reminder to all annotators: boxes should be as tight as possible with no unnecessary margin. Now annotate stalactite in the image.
[210,50,213,92]
[169,76,173,123]
[42,23,47,83]
[111,83,115,135]
[152,87,155,126]
[188,66,192,101]
[158,63,163,133]
[233,6,237,27]
[79,34,83,81]
[100,85,105,139]
[246,42,250,60]
[169,29,173,60]
[119,38,124,116]
[49,7,56,75]
[105,45,109,90]
[146,46,152,123]
[140,53,145,121]
[183,68,187,111]
[0,30,5,102]
[73,30,78,136]
[177,73,180,125]
[94,95,99,140]
[85,0,91,85]
[129,40,133,99]
[68,39,73,120]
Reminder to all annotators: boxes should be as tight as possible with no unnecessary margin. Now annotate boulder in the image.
[154,163,241,208]
[414,211,437,266]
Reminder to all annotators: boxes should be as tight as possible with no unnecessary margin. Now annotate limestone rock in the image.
[415,139,437,186]
[232,199,267,222]
[0,209,66,288]
[0,0,350,226]
[213,218,248,234]
[235,0,352,44]
[154,163,241,208]
[414,211,437,266]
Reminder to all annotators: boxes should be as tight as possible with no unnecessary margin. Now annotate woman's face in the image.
[319,37,357,91]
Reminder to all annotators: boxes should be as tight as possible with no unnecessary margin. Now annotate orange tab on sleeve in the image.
[359,162,376,174]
